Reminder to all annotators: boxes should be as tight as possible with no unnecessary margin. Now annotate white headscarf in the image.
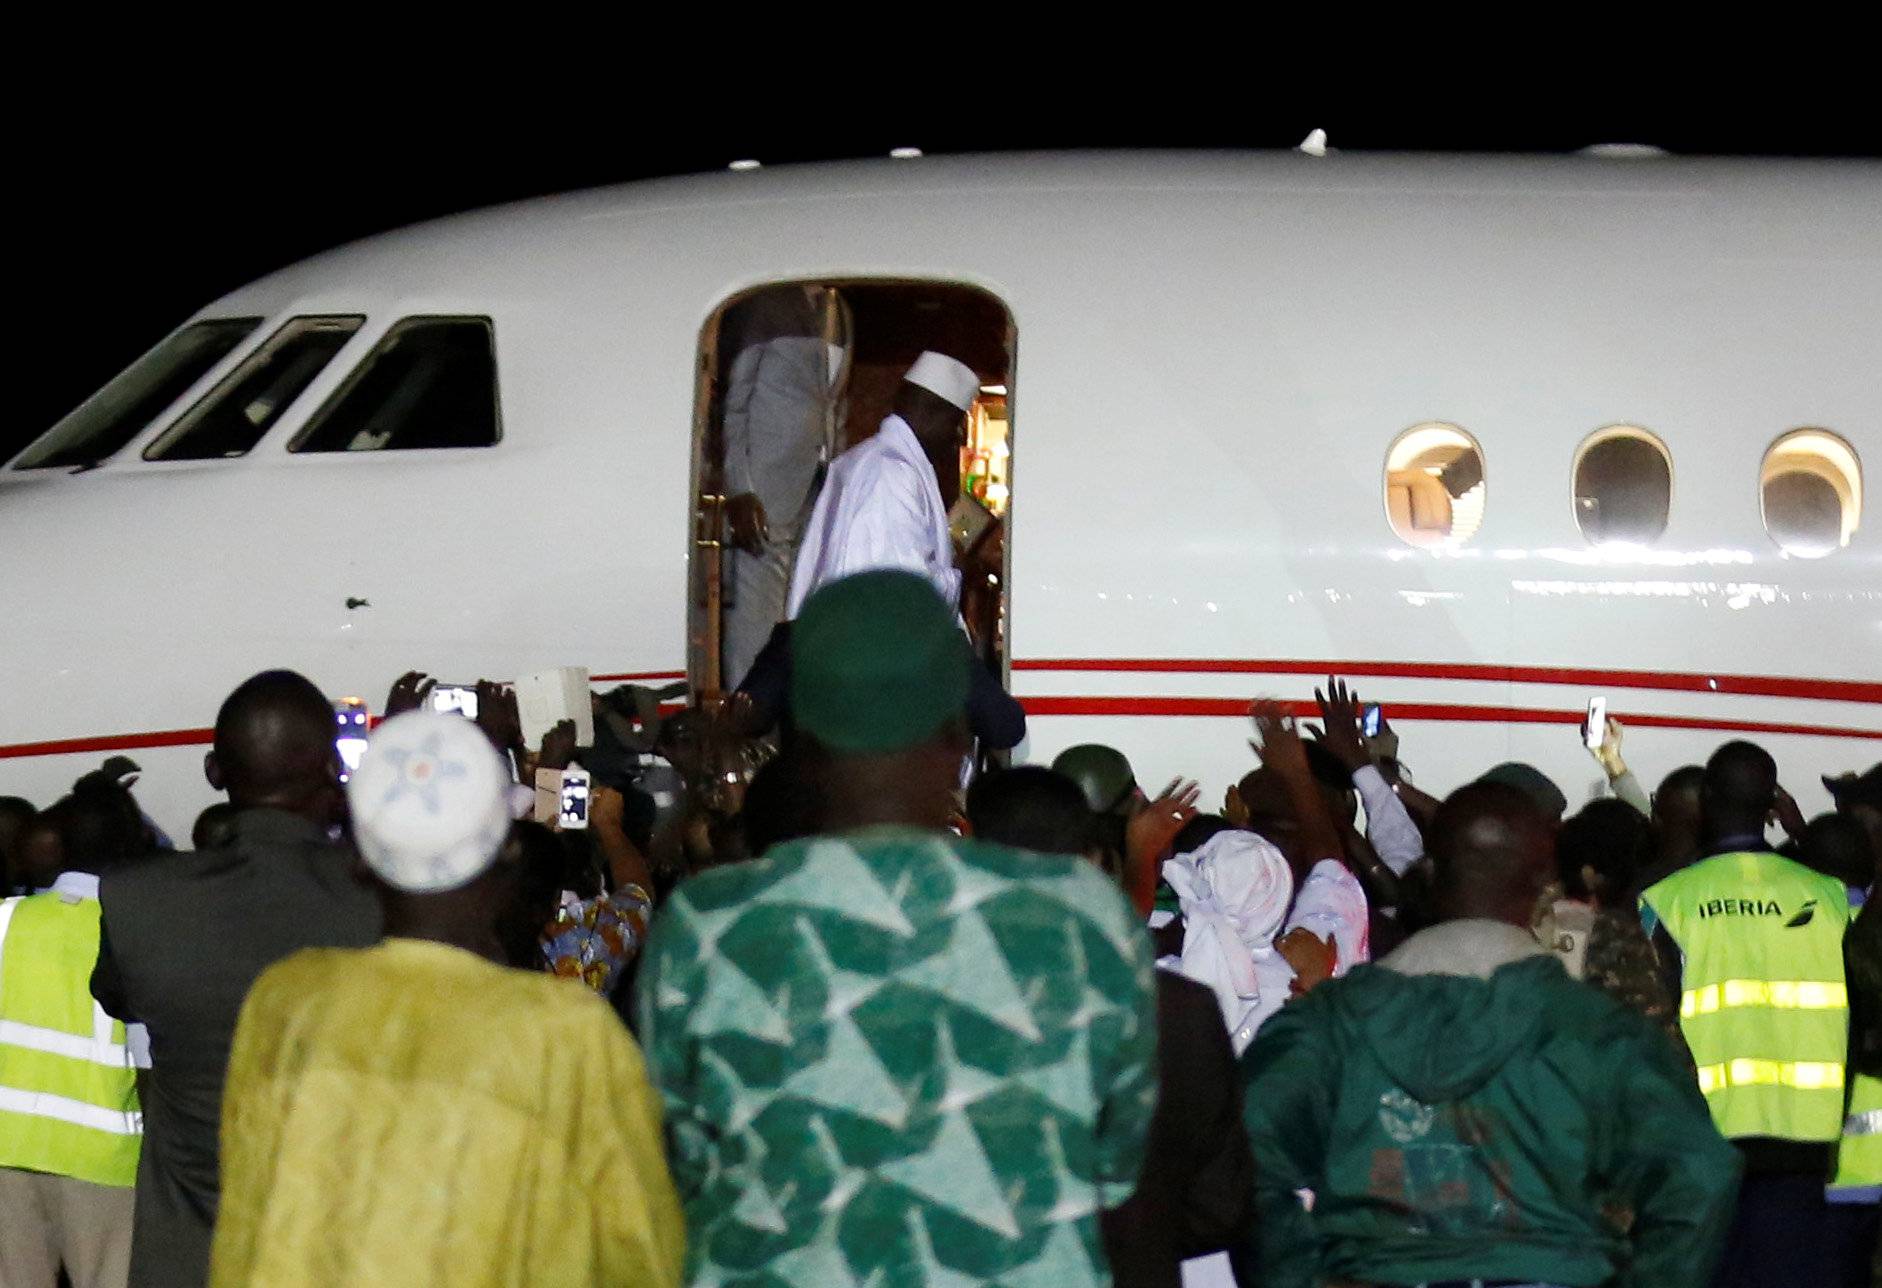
[1164,830,1296,1052]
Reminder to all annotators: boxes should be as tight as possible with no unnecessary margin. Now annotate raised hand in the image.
[1127,778,1202,870]
[475,680,523,752]
[384,671,435,718]
[1770,784,1808,843]
[1249,699,1309,781]
[1591,715,1628,777]
[538,719,578,773]
[1310,676,1371,775]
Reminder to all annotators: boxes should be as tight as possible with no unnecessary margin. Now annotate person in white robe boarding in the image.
[738,351,1025,752]
[785,350,979,615]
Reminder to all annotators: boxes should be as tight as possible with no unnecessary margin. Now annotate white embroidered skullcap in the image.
[347,711,512,894]
[902,351,980,412]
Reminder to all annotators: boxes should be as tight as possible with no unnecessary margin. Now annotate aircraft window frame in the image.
[11,318,263,470]
[1382,420,1486,549]
[1760,427,1862,558]
[1571,424,1674,548]
[286,315,501,454]
[142,315,366,461]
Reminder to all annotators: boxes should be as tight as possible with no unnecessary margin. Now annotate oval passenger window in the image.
[1573,426,1671,546]
[1762,428,1862,558]
[1384,422,1485,549]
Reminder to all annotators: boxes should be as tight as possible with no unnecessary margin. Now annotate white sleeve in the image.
[720,345,763,498]
[1354,764,1424,877]
[1609,768,1651,816]
[1285,859,1371,975]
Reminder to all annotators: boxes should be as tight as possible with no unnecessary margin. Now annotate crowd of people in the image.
[0,347,1876,1288]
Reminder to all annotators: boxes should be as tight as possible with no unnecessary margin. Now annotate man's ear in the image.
[204,750,224,792]
[1580,863,1604,899]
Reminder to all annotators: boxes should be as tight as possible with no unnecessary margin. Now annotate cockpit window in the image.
[12,318,261,469]
[144,316,364,461]
[290,317,500,453]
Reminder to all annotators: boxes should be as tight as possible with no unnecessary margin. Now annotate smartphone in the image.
[429,685,480,720]
[1362,704,1383,739]
[558,767,591,830]
[335,698,370,782]
[1582,697,1608,751]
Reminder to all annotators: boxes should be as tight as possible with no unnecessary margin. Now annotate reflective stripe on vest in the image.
[1641,851,1851,1144]
[1681,979,1849,1018]
[1696,1059,1845,1094]
[1831,1073,1882,1194]
[0,892,143,1186]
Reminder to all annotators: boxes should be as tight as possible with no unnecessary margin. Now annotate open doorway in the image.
[689,279,1015,706]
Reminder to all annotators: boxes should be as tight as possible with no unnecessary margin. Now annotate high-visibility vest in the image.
[1831,1071,1882,1195]
[0,891,143,1187]
[1642,850,1850,1143]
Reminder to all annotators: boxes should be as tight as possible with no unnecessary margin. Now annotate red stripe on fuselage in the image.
[1013,659,1882,705]
[6,660,1878,761]
[1017,697,1882,740]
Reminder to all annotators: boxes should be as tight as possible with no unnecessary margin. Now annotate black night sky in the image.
[15,75,1878,467]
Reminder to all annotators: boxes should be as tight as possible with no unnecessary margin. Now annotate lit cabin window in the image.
[290,317,499,453]
[1762,428,1861,557]
[1384,422,1485,548]
[145,317,364,460]
[1573,426,1671,546]
[12,318,261,469]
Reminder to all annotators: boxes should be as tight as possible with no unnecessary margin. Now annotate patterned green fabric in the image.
[636,829,1159,1287]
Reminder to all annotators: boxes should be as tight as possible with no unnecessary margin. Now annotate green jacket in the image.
[1240,921,1741,1288]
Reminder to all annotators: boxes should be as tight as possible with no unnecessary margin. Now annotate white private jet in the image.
[3,149,1877,838]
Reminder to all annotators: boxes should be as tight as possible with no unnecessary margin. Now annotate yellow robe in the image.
[210,938,684,1286]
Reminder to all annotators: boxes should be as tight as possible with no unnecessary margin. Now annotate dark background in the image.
[15,85,1878,467]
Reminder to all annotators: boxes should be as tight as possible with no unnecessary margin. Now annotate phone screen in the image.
[1362,704,1383,738]
[1583,697,1608,751]
[558,769,591,830]
[335,699,370,781]
[429,686,480,720]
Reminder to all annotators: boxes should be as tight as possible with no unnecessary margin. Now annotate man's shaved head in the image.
[1428,782,1556,926]
[207,670,339,818]
[1652,764,1706,864]
[1701,741,1778,843]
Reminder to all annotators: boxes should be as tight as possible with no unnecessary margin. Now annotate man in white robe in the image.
[785,350,979,618]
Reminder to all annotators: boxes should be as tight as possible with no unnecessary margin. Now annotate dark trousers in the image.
[1712,1171,1830,1288]
[1825,1200,1878,1288]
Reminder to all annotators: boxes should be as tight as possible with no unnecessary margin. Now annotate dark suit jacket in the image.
[1101,967,1257,1288]
[736,619,1027,750]
[91,808,381,1288]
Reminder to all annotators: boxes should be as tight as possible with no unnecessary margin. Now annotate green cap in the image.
[1476,762,1568,820]
[790,571,970,754]
[1052,744,1138,815]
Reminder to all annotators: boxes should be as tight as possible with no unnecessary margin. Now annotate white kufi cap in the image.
[902,350,980,412]
[347,711,513,893]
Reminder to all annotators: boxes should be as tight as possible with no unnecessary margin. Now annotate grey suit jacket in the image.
[92,808,381,1288]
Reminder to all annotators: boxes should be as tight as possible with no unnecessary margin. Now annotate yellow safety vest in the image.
[1831,1071,1882,1195]
[0,889,143,1187]
[1642,851,1850,1143]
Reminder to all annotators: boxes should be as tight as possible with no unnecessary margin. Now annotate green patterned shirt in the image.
[636,829,1160,1287]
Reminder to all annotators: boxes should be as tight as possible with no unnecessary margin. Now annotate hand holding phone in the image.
[1582,697,1608,752]
[1362,704,1384,739]
[335,698,370,781]
[428,685,480,720]
[558,767,592,830]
